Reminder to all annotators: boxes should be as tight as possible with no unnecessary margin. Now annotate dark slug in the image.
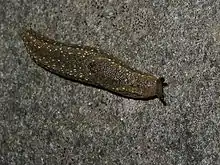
[21,28,167,105]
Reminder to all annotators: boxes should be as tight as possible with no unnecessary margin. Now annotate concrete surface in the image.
[0,0,219,164]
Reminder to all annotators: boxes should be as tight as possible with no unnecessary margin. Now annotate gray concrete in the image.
[0,0,219,164]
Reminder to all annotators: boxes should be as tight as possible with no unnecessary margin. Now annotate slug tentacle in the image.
[21,28,167,105]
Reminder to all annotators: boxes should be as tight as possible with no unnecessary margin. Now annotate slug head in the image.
[156,77,168,106]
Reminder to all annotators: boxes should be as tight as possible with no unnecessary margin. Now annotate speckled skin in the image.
[21,28,167,105]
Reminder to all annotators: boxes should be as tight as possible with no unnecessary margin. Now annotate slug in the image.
[20,28,167,105]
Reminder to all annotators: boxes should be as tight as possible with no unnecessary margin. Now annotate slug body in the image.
[21,28,167,105]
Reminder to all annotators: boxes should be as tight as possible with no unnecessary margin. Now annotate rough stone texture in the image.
[0,0,219,165]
